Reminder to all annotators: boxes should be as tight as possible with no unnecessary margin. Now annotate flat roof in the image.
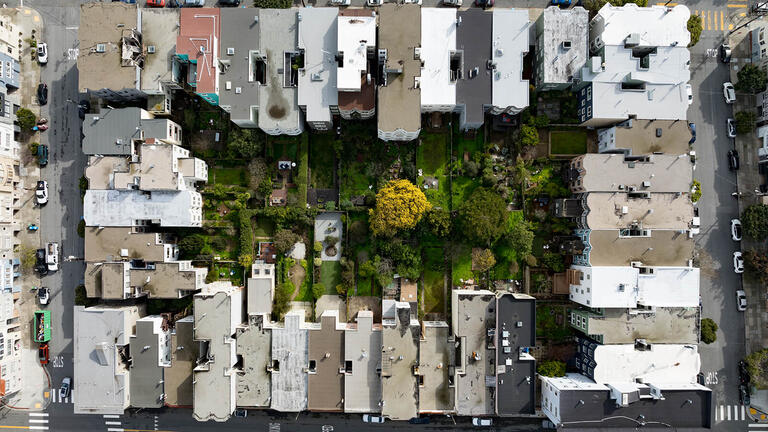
[235,316,271,408]
[452,290,496,416]
[219,8,260,124]
[84,262,127,299]
[495,293,536,416]
[420,8,457,108]
[377,4,421,137]
[597,120,692,155]
[344,310,382,413]
[177,8,220,96]
[271,311,308,412]
[381,303,419,420]
[74,305,141,415]
[308,311,344,412]
[130,317,166,408]
[572,154,694,193]
[86,156,129,190]
[536,7,588,86]
[298,8,338,125]
[166,316,195,407]
[637,266,700,307]
[130,262,202,298]
[336,11,376,93]
[84,227,168,262]
[78,3,138,93]
[247,278,273,316]
[134,143,183,191]
[490,9,529,112]
[456,9,492,127]
[591,344,700,384]
[584,230,694,267]
[418,322,454,413]
[141,9,179,93]
[583,193,694,230]
[84,189,201,227]
[83,108,173,156]
[595,4,691,47]
[581,307,698,344]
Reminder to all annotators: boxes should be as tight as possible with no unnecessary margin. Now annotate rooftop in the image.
[84,227,171,263]
[336,10,376,93]
[377,4,421,137]
[78,3,138,94]
[83,108,176,156]
[165,316,195,407]
[298,8,338,126]
[140,9,180,93]
[418,322,454,414]
[308,311,345,412]
[84,262,129,299]
[594,3,691,47]
[495,293,536,416]
[590,343,700,384]
[490,9,529,112]
[218,8,260,125]
[381,302,420,420]
[419,8,457,108]
[571,154,694,193]
[177,8,220,96]
[84,189,201,228]
[456,9,492,127]
[584,230,694,267]
[129,317,169,409]
[344,310,382,413]
[129,262,204,298]
[597,120,692,155]
[578,307,698,344]
[536,7,588,86]
[271,311,309,412]
[583,193,694,230]
[235,315,271,408]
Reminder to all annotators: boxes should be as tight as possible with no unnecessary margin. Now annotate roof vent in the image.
[96,43,106,53]
[147,45,156,54]
[235,87,242,94]
[310,72,323,81]
[227,47,235,56]
[562,40,572,50]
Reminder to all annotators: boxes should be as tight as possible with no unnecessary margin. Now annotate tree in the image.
[238,253,253,268]
[540,251,566,272]
[735,111,757,134]
[424,208,451,238]
[257,177,273,199]
[274,229,301,255]
[507,218,535,258]
[227,129,264,159]
[537,360,566,377]
[335,284,346,296]
[742,204,768,240]
[463,160,480,178]
[179,234,206,258]
[690,180,702,203]
[520,124,539,148]
[687,15,702,47]
[512,157,531,186]
[736,63,768,94]
[16,108,36,131]
[324,235,339,246]
[700,318,718,344]
[358,259,377,278]
[312,282,325,300]
[458,189,508,246]
[472,248,496,273]
[369,180,432,237]
[746,349,768,389]
[272,282,294,321]
[744,249,768,283]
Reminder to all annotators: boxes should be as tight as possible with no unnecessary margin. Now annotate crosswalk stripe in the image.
[71,390,75,404]
[720,405,725,420]
[105,421,121,425]
[748,424,768,428]
[28,427,49,431]
[107,428,125,432]
[103,415,121,419]
[28,413,49,417]
[29,419,49,424]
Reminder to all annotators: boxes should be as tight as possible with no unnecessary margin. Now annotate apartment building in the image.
[235,314,272,408]
[82,108,181,156]
[270,310,309,412]
[343,310,382,413]
[0,286,21,398]
[534,7,588,91]
[577,4,691,127]
[337,10,377,120]
[246,262,275,316]
[566,154,694,194]
[377,4,422,142]
[420,8,458,114]
[569,307,699,345]
[74,305,143,415]
[308,310,345,412]
[381,302,420,420]
[596,119,693,155]
[298,8,339,131]
[166,316,196,408]
[176,8,221,106]
[495,293,536,416]
[129,316,172,409]
[218,9,261,127]
[751,20,768,73]
[418,321,454,414]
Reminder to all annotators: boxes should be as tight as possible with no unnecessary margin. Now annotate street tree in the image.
[736,63,768,94]
[744,249,768,283]
[16,108,36,131]
[687,15,702,47]
[742,204,768,240]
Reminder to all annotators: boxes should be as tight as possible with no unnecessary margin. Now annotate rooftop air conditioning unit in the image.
[227,47,235,56]
[96,43,106,53]
[147,45,156,54]
[642,181,651,187]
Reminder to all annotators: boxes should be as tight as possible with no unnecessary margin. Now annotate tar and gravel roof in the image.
[298,8,339,125]
[308,311,345,411]
[535,7,588,86]
[236,316,272,407]
[219,9,260,124]
[495,293,536,416]
[572,154,694,193]
[270,311,309,412]
[381,303,419,420]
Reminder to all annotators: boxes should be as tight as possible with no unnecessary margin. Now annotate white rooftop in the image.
[297,8,339,124]
[595,3,691,47]
[420,8,457,108]
[83,189,201,227]
[637,266,700,307]
[592,344,700,384]
[491,9,529,112]
[336,14,376,92]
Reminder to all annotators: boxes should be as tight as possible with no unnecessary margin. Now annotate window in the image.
[308,360,317,373]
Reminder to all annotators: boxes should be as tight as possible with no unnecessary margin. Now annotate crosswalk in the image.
[28,413,49,431]
[716,404,748,422]
[50,389,74,404]
[656,2,747,32]
[104,414,123,432]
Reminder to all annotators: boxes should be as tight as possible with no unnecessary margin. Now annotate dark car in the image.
[37,144,48,167]
[688,122,696,144]
[474,0,494,7]
[408,417,431,424]
[720,44,732,63]
[35,248,48,275]
[728,149,740,171]
[739,383,751,406]
[739,360,751,384]
[37,83,48,106]
[219,0,241,5]
[234,409,247,418]
[78,99,91,120]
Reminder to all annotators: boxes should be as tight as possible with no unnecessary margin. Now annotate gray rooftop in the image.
[297,8,339,125]
[535,7,588,87]
[577,307,699,345]
[344,310,382,413]
[308,311,345,412]
[166,316,195,407]
[219,9,260,126]
[236,315,272,408]
[270,311,309,412]
[495,293,536,416]
[83,108,176,156]
[456,10,492,128]
[140,9,180,94]
[130,317,169,409]
[381,303,419,420]
[418,322,454,414]
[247,278,273,316]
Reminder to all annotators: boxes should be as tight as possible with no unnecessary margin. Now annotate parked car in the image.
[36,42,48,65]
[408,417,431,424]
[473,418,493,426]
[146,0,165,6]
[78,99,91,120]
[688,122,696,144]
[686,84,693,105]
[474,0,494,7]
[551,0,572,5]
[727,118,736,138]
[362,414,385,423]
[724,82,736,104]
[233,409,247,418]
[37,83,48,106]
[38,287,49,305]
[739,360,751,384]
[219,0,241,5]
[734,251,744,273]
[38,343,49,365]
[720,43,732,63]
[35,249,47,275]
[59,377,71,400]
[731,218,743,241]
[739,383,751,406]
[404,0,422,4]
[737,290,748,311]
[366,0,383,6]
[37,144,48,167]
[442,0,462,6]
[182,0,205,5]
[330,0,351,4]
[35,180,48,205]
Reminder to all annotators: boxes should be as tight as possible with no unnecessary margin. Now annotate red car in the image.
[147,0,165,6]
[38,343,49,365]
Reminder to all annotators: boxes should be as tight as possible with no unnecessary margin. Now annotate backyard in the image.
[550,130,587,155]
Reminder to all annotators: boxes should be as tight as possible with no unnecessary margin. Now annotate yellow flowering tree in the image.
[369,180,431,237]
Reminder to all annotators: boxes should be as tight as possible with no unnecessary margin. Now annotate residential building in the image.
[82,108,181,156]
[193,282,243,422]
[564,192,695,231]
[336,10,377,120]
[298,8,339,131]
[569,307,699,345]
[0,287,21,398]
[381,301,419,420]
[83,189,203,228]
[258,9,303,136]
[420,8,457,113]
[270,310,309,412]
[166,316,196,407]
[308,310,345,412]
[418,321,454,414]
[84,228,178,263]
[247,261,274,316]
[343,310,382,413]
[488,10,530,119]
[534,7,588,91]
[176,8,221,106]
[566,154,694,194]
[218,9,260,127]
[377,4,421,142]
[596,119,692,155]
[495,293,536,416]
[540,374,712,429]
[757,91,768,126]
[129,316,171,409]
[577,4,691,126]
[74,305,143,415]
[569,229,695,267]
[0,15,19,62]
[452,289,495,417]
[142,9,182,115]
[235,314,272,408]
[567,265,699,309]
[751,21,768,73]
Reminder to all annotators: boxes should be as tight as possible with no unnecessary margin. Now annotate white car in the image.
[734,251,744,274]
[737,289,747,312]
[686,84,693,105]
[731,219,742,241]
[331,0,351,4]
[472,418,493,426]
[404,0,422,4]
[37,287,49,305]
[36,42,48,65]
[35,180,48,205]
[362,414,385,423]
[724,82,736,104]
[366,0,383,6]
[443,0,462,5]
[59,377,71,400]
[727,118,737,138]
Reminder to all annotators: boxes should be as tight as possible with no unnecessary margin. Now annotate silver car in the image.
[723,82,736,104]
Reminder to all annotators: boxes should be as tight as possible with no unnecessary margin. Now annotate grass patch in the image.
[268,136,299,160]
[454,122,485,162]
[320,260,342,294]
[418,133,448,174]
[210,262,244,287]
[452,176,481,209]
[536,304,573,343]
[550,130,587,155]
[253,218,275,237]
[451,246,473,286]
[296,135,309,208]
[211,167,247,186]
[309,135,336,189]
[423,247,445,315]
[356,276,372,296]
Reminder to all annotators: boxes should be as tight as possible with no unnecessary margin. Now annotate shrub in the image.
[77,220,85,238]
[742,204,768,240]
[687,15,702,47]
[79,175,88,200]
[16,108,36,131]
[736,111,757,134]
[537,360,566,377]
[313,257,322,267]
[239,210,254,255]
[690,180,702,203]
[541,252,565,272]
[335,284,346,296]
[324,201,336,210]
[254,0,291,8]
[746,349,768,389]
[272,281,294,321]
[312,282,325,300]
[313,241,323,252]
[324,235,339,246]
[29,142,39,155]
[700,318,718,344]
[525,254,538,267]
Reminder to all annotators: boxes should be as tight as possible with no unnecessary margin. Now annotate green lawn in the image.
[320,261,342,295]
[339,161,371,202]
[211,167,247,186]
[252,218,275,237]
[550,130,587,155]
[268,136,299,160]
[423,247,445,314]
[310,135,337,189]
[418,133,448,174]
[451,246,473,286]
[536,304,574,343]
[454,123,484,163]
[356,276,372,296]
[451,176,481,209]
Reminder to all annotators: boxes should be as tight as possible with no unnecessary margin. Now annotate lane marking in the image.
[27,414,48,417]
[107,429,124,432]
[727,3,747,7]
[721,11,724,31]
[0,427,34,430]
[28,428,48,431]
[105,422,121,426]
[743,405,746,421]
[103,415,121,419]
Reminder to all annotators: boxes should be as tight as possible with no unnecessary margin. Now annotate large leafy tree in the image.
[742,204,768,240]
[507,217,535,258]
[424,207,451,238]
[274,229,301,255]
[227,129,264,159]
[178,234,205,259]
[736,63,768,94]
[744,249,768,283]
[457,188,508,246]
[369,180,431,237]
